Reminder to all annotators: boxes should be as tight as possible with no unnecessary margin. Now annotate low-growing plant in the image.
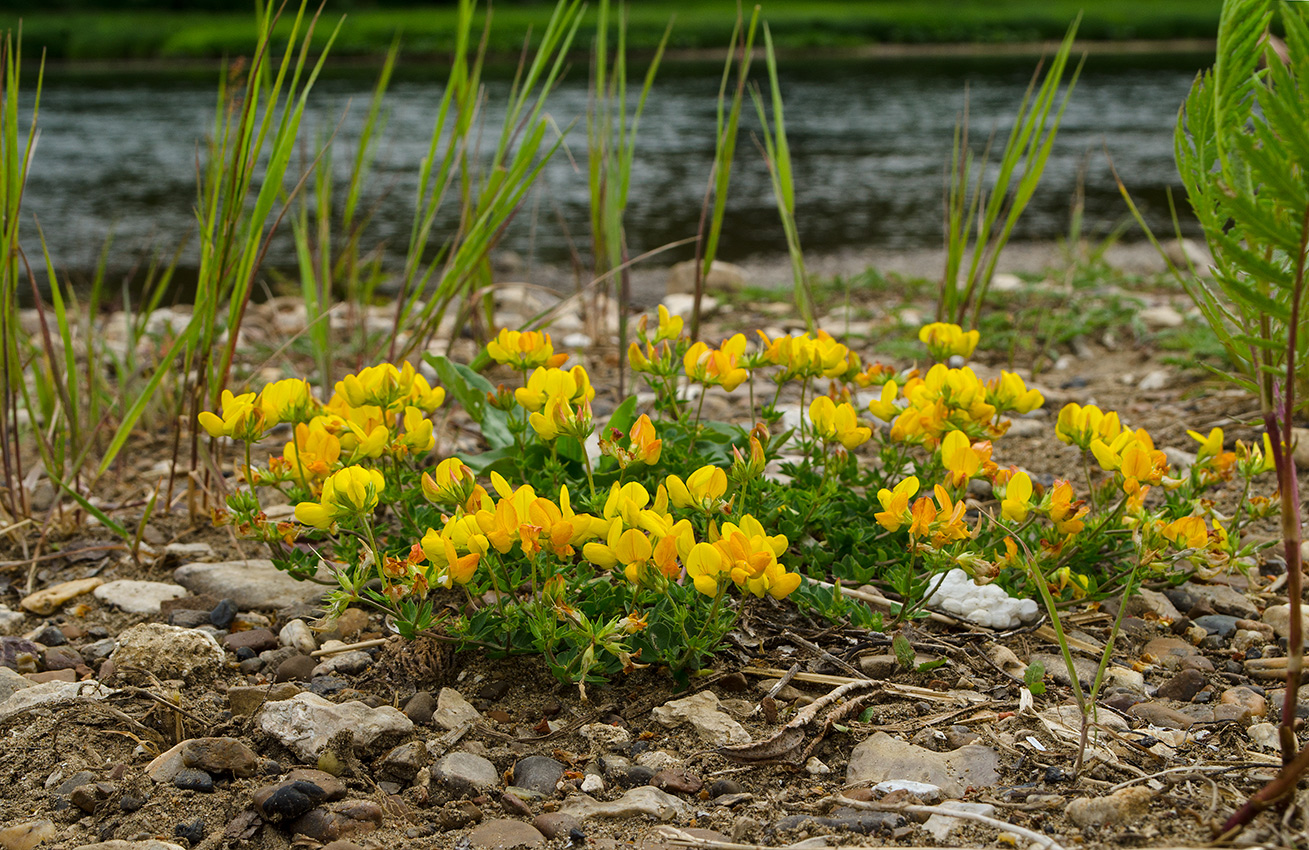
[202,309,1277,698]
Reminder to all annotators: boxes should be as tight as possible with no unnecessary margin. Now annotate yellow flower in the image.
[653,304,683,344]
[757,330,850,381]
[867,380,901,422]
[198,389,265,442]
[627,414,663,467]
[1188,427,1224,460]
[1234,433,1275,476]
[529,394,592,443]
[1161,515,1208,550]
[345,419,390,461]
[410,374,446,413]
[1045,479,1087,535]
[711,520,801,599]
[684,334,749,392]
[514,365,595,413]
[294,467,385,530]
[875,476,920,532]
[338,363,421,412]
[1000,470,1032,522]
[421,457,477,508]
[279,420,341,485]
[395,406,436,457]
[486,329,568,370]
[918,322,979,361]
[420,524,481,587]
[1055,403,1121,451]
[809,396,871,450]
[986,372,1043,415]
[260,378,318,425]
[940,430,981,489]
[666,465,728,512]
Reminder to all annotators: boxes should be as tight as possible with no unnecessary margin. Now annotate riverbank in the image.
[4,0,1222,63]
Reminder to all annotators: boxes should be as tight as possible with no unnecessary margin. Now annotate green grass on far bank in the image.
[3,1,1223,63]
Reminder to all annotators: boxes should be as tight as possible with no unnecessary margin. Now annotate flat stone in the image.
[312,650,372,678]
[174,559,328,610]
[0,820,56,850]
[42,645,84,671]
[775,811,902,835]
[1193,614,1240,638]
[650,691,750,745]
[1135,588,1182,621]
[0,680,114,721]
[379,741,428,783]
[144,741,187,783]
[435,751,500,791]
[1065,786,1154,828]
[109,623,224,684]
[559,786,692,822]
[1183,583,1257,619]
[21,577,105,615]
[467,819,545,850]
[846,733,1000,798]
[257,692,413,762]
[164,542,216,561]
[651,768,703,795]
[173,767,214,792]
[1128,702,1200,730]
[1220,686,1267,722]
[1263,604,1309,645]
[73,842,187,850]
[25,670,75,684]
[182,736,259,777]
[433,686,482,730]
[579,722,632,750]
[923,802,995,841]
[228,683,301,716]
[1,637,40,672]
[1141,637,1202,669]
[93,580,188,614]
[70,782,115,814]
[871,780,941,802]
[1138,305,1184,329]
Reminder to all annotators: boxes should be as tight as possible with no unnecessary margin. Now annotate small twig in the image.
[782,630,869,680]
[763,662,801,700]
[310,637,388,658]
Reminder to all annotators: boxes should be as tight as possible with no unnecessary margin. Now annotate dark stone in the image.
[511,756,565,796]
[53,770,96,796]
[34,624,67,646]
[276,654,319,683]
[500,791,532,817]
[717,672,749,692]
[174,768,215,792]
[160,594,221,617]
[1,637,42,671]
[210,599,238,630]
[174,818,206,846]
[708,778,746,797]
[404,690,435,724]
[651,768,703,795]
[477,680,511,701]
[1163,588,1196,613]
[775,811,903,835]
[1181,655,1215,673]
[42,645,84,671]
[119,795,145,812]
[70,782,114,814]
[309,676,348,695]
[620,766,656,787]
[255,779,330,822]
[182,736,259,777]
[1044,766,1070,783]
[1194,614,1240,638]
[1156,668,1208,702]
[169,609,212,629]
[237,654,261,673]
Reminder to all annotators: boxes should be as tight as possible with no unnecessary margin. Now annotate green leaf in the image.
[424,353,513,449]
[605,396,639,440]
[1025,659,1047,695]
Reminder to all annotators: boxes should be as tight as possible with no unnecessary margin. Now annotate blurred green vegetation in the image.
[3,1,1223,62]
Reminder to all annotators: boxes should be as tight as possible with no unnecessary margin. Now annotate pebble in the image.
[312,650,372,677]
[0,605,25,636]
[512,756,565,796]
[173,819,204,846]
[1184,582,1258,619]
[40,645,83,671]
[433,686,482,730]
[0,667,35,703]
[580,773,604,794]
[847,732,1000,797]
[70,782,115,814]
[1219,686,1267,721]
[379,741,428,783]
[109,623,224,684]
[650,767,703,794]
[279,619,318,654]
[210,599,238,630]
[276,654,320,682]
[81,638,116,661]
[1141,636,1203,669]
[870,780,942,802]
[1193,614,1240,638]
[1263,603,1309,644]
[579,722,632,750]
[33,625,66,646]
[93,580,187,614]
[173,559,328,610]
[435,751,500,791]
[923,801,995,841]
[559,786,691,822]
[1138,305,1184,328]
[1248,722,1280,750]
[1155,668,1207,702]
[1,637,41,672]
[1065,786,1154,827]
[0,680,114,721]
[165,541,217,561]
[0,820,56,850]
[182,736,259,777]
[333,608,370,639]
[289,799,383,842]
[775,811,902,835]
[466,819,545,850]
[20,577,105,615]
[500,791,534,816]
[257,692,414,761]
[436,800,485,830]
[1128,702,1199,730]
[173,768,215,792]
[73,842,186,850]
[804,757,831,775]
[533,812,584,840]
[224,628,277,654]
[650,690,750,745]
[255,779,331,822]
[403,690,435,724]
[168,610,210,629]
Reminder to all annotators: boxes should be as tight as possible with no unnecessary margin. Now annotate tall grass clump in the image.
[0,30,39,526]
[179,0,340,514]
[939,17,1082,328]
[587,0,670,393]
[391,0,584,363]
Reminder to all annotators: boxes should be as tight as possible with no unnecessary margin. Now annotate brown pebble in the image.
[224,628,278,653]
[533,811,583,840]
[651,768,703,795]
[467,818,545,850]
[24,669,76,684]
[1155,668,1207,702]
[501,792,533,817]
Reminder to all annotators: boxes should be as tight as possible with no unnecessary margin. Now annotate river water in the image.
[21,50,1205,286]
